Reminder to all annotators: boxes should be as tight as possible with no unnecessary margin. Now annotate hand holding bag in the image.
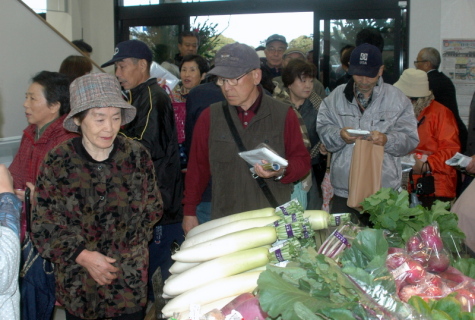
[347,139,384,210]
[410,162,435,195]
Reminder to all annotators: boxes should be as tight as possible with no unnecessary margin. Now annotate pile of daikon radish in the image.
[161,199,350,319]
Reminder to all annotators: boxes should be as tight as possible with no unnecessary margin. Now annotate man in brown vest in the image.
[182,42,311,234]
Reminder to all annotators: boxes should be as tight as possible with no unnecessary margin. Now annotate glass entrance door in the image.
[316,3,408,90]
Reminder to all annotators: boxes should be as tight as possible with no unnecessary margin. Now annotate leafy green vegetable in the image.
[257,246,408,319]
[257,248,375,319]
[293,302,326,320]
[408,295,475,320]
[452,258,475,279]
[361,188,465,253]
[257,263,342,320]
[340,229,414,318]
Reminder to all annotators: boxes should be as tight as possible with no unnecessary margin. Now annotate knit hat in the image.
[393,68,431,97]
[283,48,306,59]
[265,34,288,47]
[208,43,261,79]
[348,43,383,78]
[101,40,153,68]
[64,73,136,133]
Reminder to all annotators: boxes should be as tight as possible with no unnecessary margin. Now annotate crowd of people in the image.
[1,27,475,320]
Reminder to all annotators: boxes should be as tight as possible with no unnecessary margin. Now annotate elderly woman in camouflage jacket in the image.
[31,73,163,320]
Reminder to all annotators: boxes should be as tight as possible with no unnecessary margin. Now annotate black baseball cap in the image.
[101,40,153,68]
[265,34,288,47]
[348,43,383,78]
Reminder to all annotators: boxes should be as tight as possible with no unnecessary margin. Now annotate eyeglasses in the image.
[216,70,253,86]
[266,47,286,54]
[413,60,428,65]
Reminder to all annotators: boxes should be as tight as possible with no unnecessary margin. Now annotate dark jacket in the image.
[427,70,468,152]
[174,53,183,67]
[32,136,163,319]
[260,57,282,78]
[466,91,475,156]
[184,82,224,203]
[120,78,183,224]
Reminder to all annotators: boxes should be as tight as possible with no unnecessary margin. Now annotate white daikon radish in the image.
[186,207,276,237]
[163,246,270,296]
[162,271,262,317]
[169,261,200,274]
[175,295,238,320]
[162,292,174,299]
[172,226,277,263]
[303,210,330,230]
[181,216,279,249]
[164,273,178,284]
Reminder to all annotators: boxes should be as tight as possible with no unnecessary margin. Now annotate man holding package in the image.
[182,42,311,234]
[317,43,419,221]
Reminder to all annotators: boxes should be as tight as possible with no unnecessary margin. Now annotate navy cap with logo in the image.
[348,43,383,78]
[101,40,153,68]
[208,42,260,79]
[265,34,288,47]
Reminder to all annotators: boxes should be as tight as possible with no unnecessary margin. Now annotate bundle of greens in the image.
[360,188,465,253]
[257,229,415,319]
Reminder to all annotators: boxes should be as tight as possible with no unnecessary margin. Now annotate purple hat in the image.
[348,43,383,78]
[208,43,260,79]
[101,40,152,68]
[64,73,136,133]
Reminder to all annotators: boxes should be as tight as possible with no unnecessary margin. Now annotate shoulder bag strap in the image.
[221,101,279,208]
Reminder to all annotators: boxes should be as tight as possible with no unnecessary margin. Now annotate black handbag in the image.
[410,162,435,195]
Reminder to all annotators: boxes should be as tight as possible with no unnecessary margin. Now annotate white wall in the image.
[69,0,115,70]
[409,0,475,123]
[0,0,113,139]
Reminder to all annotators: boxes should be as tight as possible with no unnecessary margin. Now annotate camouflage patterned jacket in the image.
[31,136,163,319]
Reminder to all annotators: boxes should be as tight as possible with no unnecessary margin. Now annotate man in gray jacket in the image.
[317,44,419,222]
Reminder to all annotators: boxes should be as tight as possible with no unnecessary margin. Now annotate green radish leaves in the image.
[407,295,475,320]
[361,188,465,253]
[257,251,362,320]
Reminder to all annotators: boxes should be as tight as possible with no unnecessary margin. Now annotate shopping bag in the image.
[347,139,384,210]
[321,153,333,212]
[321,172,333,212]
[172,101,186,144]
[451,178,475,253]
[163,84,186,144]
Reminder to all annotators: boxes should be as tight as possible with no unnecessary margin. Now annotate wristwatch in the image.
[274,168,286,181]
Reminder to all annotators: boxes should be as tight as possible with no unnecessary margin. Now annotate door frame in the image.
[114,0,409,84]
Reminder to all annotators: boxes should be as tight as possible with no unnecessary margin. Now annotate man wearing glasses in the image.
[182,42,311,234]
[262,34,288,77]
[415,47,467,152]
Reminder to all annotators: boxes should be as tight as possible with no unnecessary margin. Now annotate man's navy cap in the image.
[265,34,288,47]
[348,43,383,78]
[101,40,153,68]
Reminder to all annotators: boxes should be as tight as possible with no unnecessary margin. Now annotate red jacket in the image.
[9,114,77,190]
[410,100,460,198]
